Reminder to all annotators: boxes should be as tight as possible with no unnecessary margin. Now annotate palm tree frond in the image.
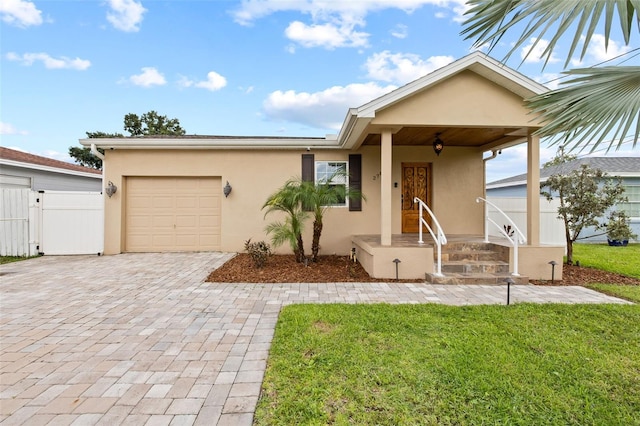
[527,66,640,152]
[462,0,637,67]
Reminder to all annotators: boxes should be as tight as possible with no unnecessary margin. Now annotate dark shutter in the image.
[349,154,362,211]
[302,154,314,182]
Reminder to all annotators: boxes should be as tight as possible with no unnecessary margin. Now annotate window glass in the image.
[620,185,640,218]
[315,161,348,207]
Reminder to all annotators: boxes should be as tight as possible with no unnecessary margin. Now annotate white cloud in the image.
[232,0,466,48]
[196,71,228,91]
[129,67,166,87]
[179,71,228,91]
[106,0,146,32]
[534,73,562,90]
[520,38,560,64]
[365,51,455,84]
[285,20,368,49]
[6,52,91,70]
[571,34,631,67]
[390,24,408,39]
[0,122,28,135]
[263,82,396,130]
[0,0,42,27]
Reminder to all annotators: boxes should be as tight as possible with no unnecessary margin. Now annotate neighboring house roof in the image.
[0,146,102,178]
[487,157,640,189]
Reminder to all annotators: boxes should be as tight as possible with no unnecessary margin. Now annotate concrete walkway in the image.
[0,253,631,425]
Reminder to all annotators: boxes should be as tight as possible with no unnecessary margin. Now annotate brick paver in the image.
[0,253,631,425]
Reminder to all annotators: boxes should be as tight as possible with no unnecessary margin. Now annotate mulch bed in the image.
[207,254,640,285]
[206,254,423,283]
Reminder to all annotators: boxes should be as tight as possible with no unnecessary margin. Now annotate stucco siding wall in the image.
[372,71,537,127]
[103,146,485,255]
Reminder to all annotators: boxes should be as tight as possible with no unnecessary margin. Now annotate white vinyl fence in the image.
[1,189,103,256]
[486,197,565,247]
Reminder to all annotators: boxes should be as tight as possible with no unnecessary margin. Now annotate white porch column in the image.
[527,133,540,246]
[381,130,393,246]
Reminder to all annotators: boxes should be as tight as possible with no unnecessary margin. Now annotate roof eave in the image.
[79,137,342,150]
[0,159,102,179]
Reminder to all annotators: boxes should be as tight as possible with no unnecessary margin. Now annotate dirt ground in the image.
[207,254,640,286]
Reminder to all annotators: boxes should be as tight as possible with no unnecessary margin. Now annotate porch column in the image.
[381,130,393,246]
[527,133,540,246]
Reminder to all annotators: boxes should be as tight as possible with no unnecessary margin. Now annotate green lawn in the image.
[586,284,640,304]
[572,243,640,279]
[255,303,640,425]
[0,255,37,265]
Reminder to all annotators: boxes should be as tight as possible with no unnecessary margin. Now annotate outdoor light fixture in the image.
[433,133,444,156]
[548,260,558,283]
[223,181,232,198]
[105,181,117,198]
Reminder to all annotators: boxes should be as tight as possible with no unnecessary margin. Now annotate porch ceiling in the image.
[362,126,528,149]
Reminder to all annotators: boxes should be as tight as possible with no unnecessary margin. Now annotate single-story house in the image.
[487,157,640,242]
[0,146,102,191]
[81,52,564,281]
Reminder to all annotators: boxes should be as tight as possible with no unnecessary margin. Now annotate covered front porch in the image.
[338,53,564,282]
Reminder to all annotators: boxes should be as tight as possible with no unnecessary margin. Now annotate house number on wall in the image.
[372,171,382,181]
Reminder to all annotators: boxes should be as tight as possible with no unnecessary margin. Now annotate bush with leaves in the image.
[606,211,637,242]
[244,239,272,268]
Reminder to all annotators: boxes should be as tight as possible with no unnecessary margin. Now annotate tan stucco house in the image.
[81,52,564,281]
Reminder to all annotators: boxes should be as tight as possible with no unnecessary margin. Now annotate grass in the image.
[256,303,640,425]
[572,243,640,279]
[585,284,640,303]
[0,255,38,265]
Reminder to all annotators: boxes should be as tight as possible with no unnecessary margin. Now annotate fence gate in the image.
[0,189,103,256]
[1,189,39,256]
[40,191,103,255]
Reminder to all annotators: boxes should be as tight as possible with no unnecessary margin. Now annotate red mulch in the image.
[207,254,640,285]
[531,263,640,286]
[206,254,422,283]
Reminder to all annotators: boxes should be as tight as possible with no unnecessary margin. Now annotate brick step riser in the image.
[442,252,502,262]
[426,274,529,285]
[442,264,510,274]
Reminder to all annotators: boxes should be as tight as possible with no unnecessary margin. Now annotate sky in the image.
[1,0,639,183]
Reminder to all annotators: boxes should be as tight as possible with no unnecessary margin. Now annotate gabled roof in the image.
[337,51,549,149]
[487,157,640,189]
[82,52,549,152]
[0,146,102,178]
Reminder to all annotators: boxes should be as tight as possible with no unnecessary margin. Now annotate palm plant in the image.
[461,0,640,152]
[263,181,308,263]
[300,171,365,262]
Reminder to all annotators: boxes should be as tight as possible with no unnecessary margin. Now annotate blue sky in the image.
[1,0,638,182]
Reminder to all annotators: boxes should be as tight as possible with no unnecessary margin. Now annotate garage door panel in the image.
[125,177,221,252]
[176,196,198,208]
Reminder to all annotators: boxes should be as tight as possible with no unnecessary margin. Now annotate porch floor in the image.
[353,233,512,248]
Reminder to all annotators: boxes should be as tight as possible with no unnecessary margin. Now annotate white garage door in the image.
[125,177,221,252]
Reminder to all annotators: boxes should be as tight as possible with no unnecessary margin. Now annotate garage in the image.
[125,177,221,252]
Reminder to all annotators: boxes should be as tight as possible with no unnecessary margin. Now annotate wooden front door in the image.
[402,163,431,233]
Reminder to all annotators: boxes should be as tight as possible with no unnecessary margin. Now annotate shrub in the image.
[244,239,272,268]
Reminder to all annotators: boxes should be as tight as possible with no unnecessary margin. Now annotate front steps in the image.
[426,242,529,284]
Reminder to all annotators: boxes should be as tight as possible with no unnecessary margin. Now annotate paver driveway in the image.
[0,252,630,425]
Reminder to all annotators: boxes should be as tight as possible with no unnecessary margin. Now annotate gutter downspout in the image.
[482,150,499,240]
[483,149,499,199]
[91,144,106,255]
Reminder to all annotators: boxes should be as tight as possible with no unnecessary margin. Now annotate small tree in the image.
[299,173,364,262]
[541,150,627,264]
[262,180,308,263]
[69,111,186,170]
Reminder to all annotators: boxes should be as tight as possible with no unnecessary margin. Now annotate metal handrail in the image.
[414,197,447,277]
[476,197,526,276]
